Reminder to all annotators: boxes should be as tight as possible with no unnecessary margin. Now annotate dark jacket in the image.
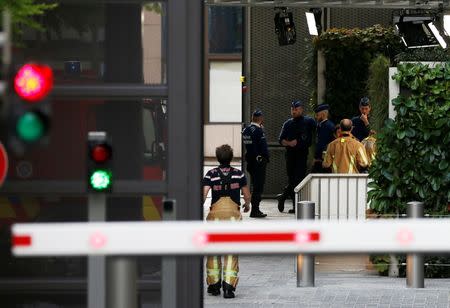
[351,116,370,141]
[242,123,269,162]
[278,116,316,151]
[315,119,335,159]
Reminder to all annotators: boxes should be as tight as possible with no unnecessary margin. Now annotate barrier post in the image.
[406,201,424,288]
[297,201,315,287]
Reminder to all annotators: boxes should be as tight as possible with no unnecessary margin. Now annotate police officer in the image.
[312,103,335,173]
[351,97,371,141]
[242,109,268,218]
[277,100,316,214]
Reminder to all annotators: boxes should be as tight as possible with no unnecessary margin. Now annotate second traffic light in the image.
[87,132,113,193]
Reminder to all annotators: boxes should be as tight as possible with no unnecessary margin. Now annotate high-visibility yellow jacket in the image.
[361,135,377,167]
[322,132,369,173]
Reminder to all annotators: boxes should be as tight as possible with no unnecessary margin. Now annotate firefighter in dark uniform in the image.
[312,103,335,173]
[203,144,251,298]
[351,97,371,141]
[242,109,269,218]
[277,100,316,214]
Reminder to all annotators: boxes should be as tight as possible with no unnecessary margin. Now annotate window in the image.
[209,61,242,122]
[208,7,243,54]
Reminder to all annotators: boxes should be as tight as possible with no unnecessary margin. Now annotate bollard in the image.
[297,201,315,287]
[106,257,137,308]
[406,201,424,288]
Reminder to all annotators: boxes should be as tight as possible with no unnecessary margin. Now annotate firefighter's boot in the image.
[222,281,235,299]
[207,281,221,296]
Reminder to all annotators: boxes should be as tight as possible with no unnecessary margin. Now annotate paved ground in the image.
[203,199,450,308]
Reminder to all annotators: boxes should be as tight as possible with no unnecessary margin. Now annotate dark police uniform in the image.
[351,116,370,141]
[278,101,316,213]
[313,104,335,173]
[242,112,269,218]
[351,97,371,141]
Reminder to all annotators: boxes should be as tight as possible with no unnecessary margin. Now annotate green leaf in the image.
[397,131,406,139]
[387,184,396,197]
[439,160,449,170]
[431,179,440,191]
[435,118,448,128]
[382,170,394,181]
[405,128,415,138]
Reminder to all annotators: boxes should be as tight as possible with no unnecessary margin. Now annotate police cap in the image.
[252,109,263,117]
[314,103,329,113]
[291,100,304,108]
[359,97,370,107]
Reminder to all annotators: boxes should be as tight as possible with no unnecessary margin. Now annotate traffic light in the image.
[87,132,113,192]
[8,63,53,153]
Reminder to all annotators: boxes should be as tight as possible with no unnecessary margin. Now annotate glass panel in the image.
[16,2,167,85]
[6,98,167,181]
[208,7,243,54]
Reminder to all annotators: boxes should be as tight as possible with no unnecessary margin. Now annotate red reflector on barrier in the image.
[12,235,32,247]
[205,232,320,243]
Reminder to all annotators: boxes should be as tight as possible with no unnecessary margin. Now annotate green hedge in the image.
[368,62,450,214]
[313,25,402,121]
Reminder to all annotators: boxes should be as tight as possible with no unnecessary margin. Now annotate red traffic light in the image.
[14,63,54,103]
[91,144,111,163]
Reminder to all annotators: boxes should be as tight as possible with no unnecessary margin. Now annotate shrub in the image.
[368,62,450,214]
[367,54,390,133]
[313,25,402,122]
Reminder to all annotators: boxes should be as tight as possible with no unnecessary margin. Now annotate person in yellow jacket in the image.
[322,119,369,173]
[361,130,377,167]
[203,144,251,298]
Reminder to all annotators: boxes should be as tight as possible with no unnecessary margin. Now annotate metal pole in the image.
[88,194,106,308]
[2,9,11,67]
[406,201,424,288]
[1,9,11,117]
[297,201,315,287]
[162,199,177,308]
[106,257,137,308]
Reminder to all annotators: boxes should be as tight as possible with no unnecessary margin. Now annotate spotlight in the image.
[305,8,322,36]
[443,15,450,36]
[394,15,440,48]
[274,7,296,46]
[428,22,447,48]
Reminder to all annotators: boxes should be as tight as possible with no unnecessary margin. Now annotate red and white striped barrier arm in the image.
[11,219,450,256]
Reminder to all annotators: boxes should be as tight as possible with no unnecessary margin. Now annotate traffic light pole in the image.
[87,193,106,308]
[86,131,137,308]
[1,9,11,116]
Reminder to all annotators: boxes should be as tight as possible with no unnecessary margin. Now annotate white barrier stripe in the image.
[11,219,450,256]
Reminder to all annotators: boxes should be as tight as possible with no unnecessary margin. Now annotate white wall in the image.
[209,61,242,122]
[204,124,242,158]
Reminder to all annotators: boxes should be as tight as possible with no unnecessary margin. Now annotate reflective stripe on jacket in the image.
[322,132,369,173]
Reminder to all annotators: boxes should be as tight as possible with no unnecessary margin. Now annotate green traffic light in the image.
[90,170,112,191]
[16,111,45,142]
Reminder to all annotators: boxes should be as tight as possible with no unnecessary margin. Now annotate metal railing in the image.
[294,173,369,220]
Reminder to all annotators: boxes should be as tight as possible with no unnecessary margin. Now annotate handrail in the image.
[294,173,369,193]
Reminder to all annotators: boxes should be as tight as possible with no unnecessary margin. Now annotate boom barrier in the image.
[11,219,450,256]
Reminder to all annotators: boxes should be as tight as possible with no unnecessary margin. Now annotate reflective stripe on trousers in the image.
[206,197,242,288]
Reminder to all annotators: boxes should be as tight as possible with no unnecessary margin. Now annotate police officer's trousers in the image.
[282,150,308,204]
[246,160,267,213]
[206,197,242,288]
